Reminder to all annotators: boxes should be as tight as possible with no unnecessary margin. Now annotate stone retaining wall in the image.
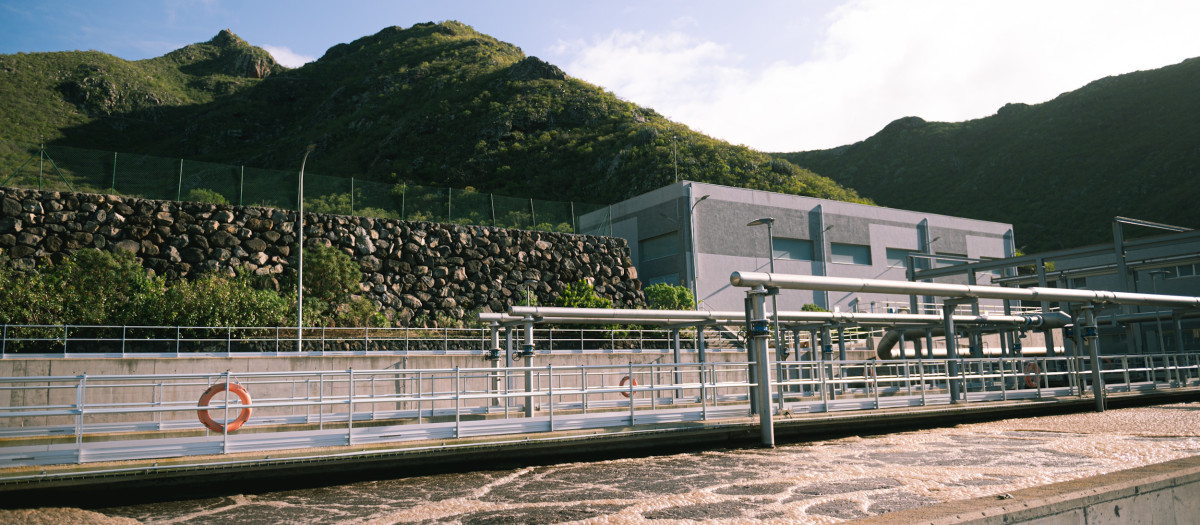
[0,187,644,322]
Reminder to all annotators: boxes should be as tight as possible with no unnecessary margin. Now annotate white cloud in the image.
[556,0,1200,151]
[262,44,316,68]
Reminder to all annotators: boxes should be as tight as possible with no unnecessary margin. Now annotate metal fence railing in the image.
[0,324,748,356]
[0,141,612,234]
[2,353,1196,468]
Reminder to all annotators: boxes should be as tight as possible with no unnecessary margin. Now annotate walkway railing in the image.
[2,353,1196,470]
[0,324,748,356]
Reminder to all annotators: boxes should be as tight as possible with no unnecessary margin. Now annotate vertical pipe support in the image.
[1083,304,1105,412]
[746,285,775,447]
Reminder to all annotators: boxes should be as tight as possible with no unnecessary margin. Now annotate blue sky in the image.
[3,1,1199,151]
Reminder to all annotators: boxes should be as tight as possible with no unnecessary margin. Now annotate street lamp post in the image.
[297,144,316,351]
[747,218,784,359]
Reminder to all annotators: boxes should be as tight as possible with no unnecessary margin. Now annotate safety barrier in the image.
[2,353,1196,469]
[0,324,748,356]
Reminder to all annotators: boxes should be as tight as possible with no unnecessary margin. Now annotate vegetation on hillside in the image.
[0,248,385,328]
[777,58,1200,251]
[0,22,869,209]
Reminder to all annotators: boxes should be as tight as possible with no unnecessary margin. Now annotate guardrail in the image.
[2,353,1196,469]
[0,324,752,356]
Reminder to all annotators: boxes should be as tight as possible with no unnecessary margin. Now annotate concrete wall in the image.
[0,187,645,323]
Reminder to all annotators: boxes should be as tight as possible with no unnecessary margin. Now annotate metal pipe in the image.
[747,286,775,447]
[876,311,1072,359]
[730,272,1200,308]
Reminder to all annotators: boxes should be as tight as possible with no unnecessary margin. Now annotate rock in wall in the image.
[0,187,644,322]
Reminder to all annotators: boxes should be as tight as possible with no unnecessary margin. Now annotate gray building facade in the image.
[581,181,1016,312]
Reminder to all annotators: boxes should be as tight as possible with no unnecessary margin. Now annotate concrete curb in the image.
[851,455,1200,524]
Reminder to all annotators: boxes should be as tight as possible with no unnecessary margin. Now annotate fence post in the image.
[177,159,183,201]
[75,374,87,462]
[110,152,117,193]
[238,166,244,206]
[490,193,496,227]
[570,201,576,233]
[351,177,355,216]
[530,198,536,227]
[447,186,452,222]
[347,368,355,445]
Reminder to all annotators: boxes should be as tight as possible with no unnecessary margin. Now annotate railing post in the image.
[347,368,355,445]
[628,361,636,425]
[871,361,880,409]
[222,370,231,453]
[547,363,555,431]
[75,373,86,463]
[454,367,461,438]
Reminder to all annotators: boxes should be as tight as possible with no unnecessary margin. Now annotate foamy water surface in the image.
[5,403,1199,524]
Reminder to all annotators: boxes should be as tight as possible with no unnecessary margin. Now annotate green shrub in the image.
[554,280,612,309]
[147,273,292,327]
[302,244,362,307]
[184,188,230,204]
[644,283,695,310]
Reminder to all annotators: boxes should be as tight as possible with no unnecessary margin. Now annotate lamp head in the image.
[747,217,775,227]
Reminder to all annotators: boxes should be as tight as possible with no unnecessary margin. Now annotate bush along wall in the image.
[0,187,644,323]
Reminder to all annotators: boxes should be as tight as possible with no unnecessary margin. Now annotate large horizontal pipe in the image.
[499,307,1074,328]
[730,272,1200,309]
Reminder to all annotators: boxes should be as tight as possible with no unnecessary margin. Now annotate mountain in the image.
[777,58,1200,252]
[0,22,868,207]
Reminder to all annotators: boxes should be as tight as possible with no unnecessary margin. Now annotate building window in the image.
[830,243,871,265]
[773,238,814,261]
[1166,263,1198,279]
[886,248,915,268]
[1068,277,1087,289]
[640,232,678,263]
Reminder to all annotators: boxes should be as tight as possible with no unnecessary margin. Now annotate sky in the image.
[3,0,1200,152]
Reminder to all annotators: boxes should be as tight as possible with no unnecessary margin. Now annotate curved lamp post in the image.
[747,218,784,359]
[297,144,316,351]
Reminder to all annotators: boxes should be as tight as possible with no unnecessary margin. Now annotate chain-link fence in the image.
[0,141,612,234]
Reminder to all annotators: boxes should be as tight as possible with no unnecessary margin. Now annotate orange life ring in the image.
[1024,361,1041,389]
[197,382,253,433]
[619,376,637,398]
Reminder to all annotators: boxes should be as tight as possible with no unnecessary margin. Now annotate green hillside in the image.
[778,58,1200,252]
[0,22,868,207]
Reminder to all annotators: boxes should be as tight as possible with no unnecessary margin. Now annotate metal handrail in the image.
[1,352,1196,469]
[0,324,746,357]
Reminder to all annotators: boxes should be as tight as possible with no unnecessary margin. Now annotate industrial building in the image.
[580,181,1016,312]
